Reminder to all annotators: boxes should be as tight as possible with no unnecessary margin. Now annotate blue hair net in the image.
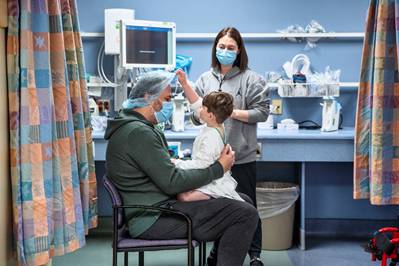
[122,71,177,109]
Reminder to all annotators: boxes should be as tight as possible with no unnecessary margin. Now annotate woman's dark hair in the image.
[211,27,248,73]
[202,91,234,124]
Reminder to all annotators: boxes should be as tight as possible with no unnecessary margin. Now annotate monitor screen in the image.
[120,20,176,69]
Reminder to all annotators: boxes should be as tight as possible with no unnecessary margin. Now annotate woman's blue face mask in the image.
[216,49,237,66]
[152,99,174,124]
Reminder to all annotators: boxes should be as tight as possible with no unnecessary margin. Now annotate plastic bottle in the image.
[264,105,274,130]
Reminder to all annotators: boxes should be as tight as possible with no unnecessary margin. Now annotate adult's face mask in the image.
[153,99,174,124]
[216,49,237,66]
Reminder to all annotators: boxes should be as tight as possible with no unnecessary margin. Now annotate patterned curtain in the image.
[7,0,98,265]
[354,0,399,205]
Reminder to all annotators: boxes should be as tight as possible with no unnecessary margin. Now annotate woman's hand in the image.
[170,158,176,164]
[217,144,235,173]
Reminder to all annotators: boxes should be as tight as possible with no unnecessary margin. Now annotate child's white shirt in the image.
[174,98,243,202]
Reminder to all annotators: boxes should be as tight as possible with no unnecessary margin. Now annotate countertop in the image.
[92,127,355,140]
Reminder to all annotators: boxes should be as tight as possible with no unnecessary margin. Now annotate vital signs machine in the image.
[103,9,177,111]
[119,19,176,70]
[119,19,184,132]
[118,19,176,111]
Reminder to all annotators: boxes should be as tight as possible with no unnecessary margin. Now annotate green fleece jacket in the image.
[104,109,224,238]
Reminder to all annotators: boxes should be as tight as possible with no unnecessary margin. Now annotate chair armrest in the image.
[113,204,192,224]
[112,204,195,252]
[391,238,399,244]
[379,227,399,233]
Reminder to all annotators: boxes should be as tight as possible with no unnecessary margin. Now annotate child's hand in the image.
[175,68,188,86]
[170,158,176,163]
[174,69,200,104]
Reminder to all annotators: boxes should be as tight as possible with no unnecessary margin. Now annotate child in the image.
[174,69,244,202]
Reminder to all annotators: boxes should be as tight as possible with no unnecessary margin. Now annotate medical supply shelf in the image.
[92,127,355,251]
[83,31,362,91]
[83,31,362,92]
[87,82,358,89]
[82,32,365,39]
[175,32,365,39]
[87,82,134,88]
[273,82,340,97]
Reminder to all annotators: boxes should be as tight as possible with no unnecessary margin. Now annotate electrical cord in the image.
[339,113,343,129]
[298,120,321,130]
[298,113,344,130]
[97,41,130,87]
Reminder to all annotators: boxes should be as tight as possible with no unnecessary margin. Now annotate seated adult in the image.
[104,71,259,266]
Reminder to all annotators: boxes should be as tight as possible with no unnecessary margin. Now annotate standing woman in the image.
[190,27,270,266]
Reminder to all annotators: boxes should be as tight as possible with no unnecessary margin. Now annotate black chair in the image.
[102,174,205,266]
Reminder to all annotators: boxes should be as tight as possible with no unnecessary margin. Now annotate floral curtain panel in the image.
[354,0,399,205]
[7,0,97,265]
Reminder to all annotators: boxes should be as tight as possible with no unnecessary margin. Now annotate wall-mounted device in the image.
[119,19,176,69]
[172,93,185,132]
[104,9,135,111]
[104,9,135,55]
[320,96,341,132]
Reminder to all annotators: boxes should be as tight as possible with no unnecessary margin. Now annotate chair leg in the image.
[139,252,144,266]
[113,248,117,266]
[113,208,118,266]
[124,252,128,266]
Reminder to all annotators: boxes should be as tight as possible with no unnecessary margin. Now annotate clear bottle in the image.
[264,104,274,130]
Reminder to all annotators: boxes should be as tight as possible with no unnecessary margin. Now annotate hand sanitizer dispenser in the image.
[172,93,185,132]
[320,96,341,132]
[258,105,274,130]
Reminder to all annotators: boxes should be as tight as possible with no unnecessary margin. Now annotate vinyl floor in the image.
[52,232,381,266]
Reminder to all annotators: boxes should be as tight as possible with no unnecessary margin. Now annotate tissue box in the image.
[277,123,299,131]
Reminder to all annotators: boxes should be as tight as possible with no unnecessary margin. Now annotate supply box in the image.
[277,123,299,131]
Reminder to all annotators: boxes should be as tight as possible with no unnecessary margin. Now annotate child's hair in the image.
[202,91,234,124]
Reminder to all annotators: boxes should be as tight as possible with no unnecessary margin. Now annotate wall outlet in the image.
[272,100,282,115]
[98,99,111,114]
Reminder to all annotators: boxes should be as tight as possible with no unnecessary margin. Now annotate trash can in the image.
[256,182,300,250]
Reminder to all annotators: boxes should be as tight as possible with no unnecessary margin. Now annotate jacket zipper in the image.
[218,76,225,91]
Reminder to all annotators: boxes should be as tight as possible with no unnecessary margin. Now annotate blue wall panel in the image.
[79,0,398,220]
[77,0,368,127]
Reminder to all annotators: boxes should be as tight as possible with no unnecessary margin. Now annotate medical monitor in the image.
[120,19,176,69]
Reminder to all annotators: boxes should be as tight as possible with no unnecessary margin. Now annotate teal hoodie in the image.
[104,108,224,238]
